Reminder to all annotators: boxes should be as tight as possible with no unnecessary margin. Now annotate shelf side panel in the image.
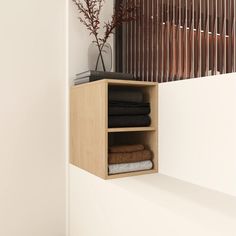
[70,82,107,179]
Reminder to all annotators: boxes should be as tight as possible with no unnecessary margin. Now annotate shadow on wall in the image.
[108,173,236,219]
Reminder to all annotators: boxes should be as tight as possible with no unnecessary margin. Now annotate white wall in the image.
[159,74,236,196]
[0,1,66,236]
[69,2,236,236]
[70,167,236,236]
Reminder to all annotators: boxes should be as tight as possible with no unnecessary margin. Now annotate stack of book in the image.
[74,70,135,85]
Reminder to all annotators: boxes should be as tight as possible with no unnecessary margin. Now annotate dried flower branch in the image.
[72,0,138,71]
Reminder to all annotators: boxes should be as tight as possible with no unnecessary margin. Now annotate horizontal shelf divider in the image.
[107,127,156,133]
[106,169,158,179]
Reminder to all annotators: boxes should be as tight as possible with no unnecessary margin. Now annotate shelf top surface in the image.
[104,79,158,87]
[72,79,158,89]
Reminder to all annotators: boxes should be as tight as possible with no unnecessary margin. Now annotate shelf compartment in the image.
[107,131,158,178]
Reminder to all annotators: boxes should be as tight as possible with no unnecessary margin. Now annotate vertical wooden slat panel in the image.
[119,0,236,82]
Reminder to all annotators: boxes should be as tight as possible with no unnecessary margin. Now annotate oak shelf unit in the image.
[70,79,158,179]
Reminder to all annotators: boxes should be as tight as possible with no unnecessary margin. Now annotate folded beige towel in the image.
[108,149,152,164]
[109,144,144,153]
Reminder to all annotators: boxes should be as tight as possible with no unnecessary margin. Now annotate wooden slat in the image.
[143,0,148,81]
[148,0,153,82]
[183,0,188,79]
[122,0,127,73]
[127,0,131,74]
[177,0,182,80]
[213,0,218,75]
[190,0,195,78]
[163,0,170,82]
[204,0,210,76]
[227,0,231,73]
[218,0,223,74]
[153,0,158,82]
[169,0,175,81]
[197,0,202,77]
[135,0,140,79]
[131,0,135,76]
[234,0,236,71]
[160,0,164,82]
[222,0,227,74]
[232,0,236,71]
[140,0,144,80]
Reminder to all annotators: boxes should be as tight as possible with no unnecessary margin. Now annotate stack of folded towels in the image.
[108,87,151,128]
[108,144,153,175]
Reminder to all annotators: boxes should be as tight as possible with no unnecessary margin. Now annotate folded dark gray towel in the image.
[109,101,150,116]
[108,115,151,128]
[109,87,144,103]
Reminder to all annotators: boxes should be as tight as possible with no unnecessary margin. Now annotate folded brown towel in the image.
[109,144,144,153]
[108,150,152,164]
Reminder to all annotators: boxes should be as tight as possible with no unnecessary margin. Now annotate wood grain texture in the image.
[70,81,108,179]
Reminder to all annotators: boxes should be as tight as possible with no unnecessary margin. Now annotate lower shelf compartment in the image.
[107,131,158,178]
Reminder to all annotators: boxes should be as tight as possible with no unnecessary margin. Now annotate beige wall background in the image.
[0,1,66,236]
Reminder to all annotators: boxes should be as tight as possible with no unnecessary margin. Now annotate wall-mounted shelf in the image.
[70,79,158,179]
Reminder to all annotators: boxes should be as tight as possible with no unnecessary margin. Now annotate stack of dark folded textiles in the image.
[108,144,153,174]
[108,87,151,128]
